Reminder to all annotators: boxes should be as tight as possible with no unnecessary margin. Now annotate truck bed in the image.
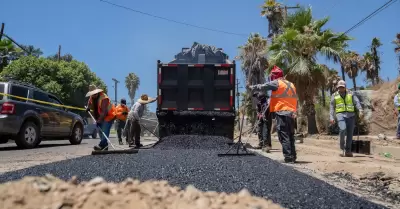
[157,62,235,111]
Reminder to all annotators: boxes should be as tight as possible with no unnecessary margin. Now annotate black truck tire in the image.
[69,124,83,145]
[15,121,40,149]
[92,130,97,139]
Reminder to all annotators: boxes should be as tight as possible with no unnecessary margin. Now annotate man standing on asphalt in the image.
[126,94,157,148]
[253,91,272,153]
[329,80,363,157]
[115,98,129,145]
[249,66,298,163]
[86,84,116,151]
[394,83,400,139]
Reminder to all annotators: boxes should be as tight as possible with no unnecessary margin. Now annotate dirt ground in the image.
[243,133,400,208]
[0,175,283,209]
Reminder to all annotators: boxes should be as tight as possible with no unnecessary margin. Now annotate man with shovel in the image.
[329,80,363,157]
[85,84,116,151]
[125,94,157,148]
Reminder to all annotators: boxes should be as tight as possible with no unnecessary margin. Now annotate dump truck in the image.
[156,43,236,139]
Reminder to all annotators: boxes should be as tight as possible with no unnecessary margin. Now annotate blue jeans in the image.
[338,116,355,153]
[98,120,113,148]
[397,113,400,137]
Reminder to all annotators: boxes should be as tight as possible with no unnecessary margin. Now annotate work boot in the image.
[135,144,144,148]
[339,152,353,157]
[284,158,295,164]
[93,145,108,151]
[262,146,272,153]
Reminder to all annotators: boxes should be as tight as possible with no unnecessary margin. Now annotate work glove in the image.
[257,113,263,120]
[358,112,364,120]
[330,119,335,125]
[85,107,90,112]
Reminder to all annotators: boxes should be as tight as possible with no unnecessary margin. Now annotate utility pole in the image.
[236,78,243,130]
[57,45,61,61]
[0,23,4,40]
[112,78,119,104]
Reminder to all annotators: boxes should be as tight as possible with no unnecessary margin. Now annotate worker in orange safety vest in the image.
[86,84,116,151]
[115,98,129,145]
[249,66,298,163]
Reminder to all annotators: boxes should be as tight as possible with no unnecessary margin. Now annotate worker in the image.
[126,94,157,148]
[253,91,272,153]
[85,84,116,151]
[329,80,363,157]
[249,65,298,163]
[115,98,129,145]
[395,83,400,139]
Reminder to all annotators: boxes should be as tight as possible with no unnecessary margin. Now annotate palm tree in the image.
[325,68,341,95]
[0,39,20,71]
[268,7,351,134]
[125,73,140,105]
[342,51,364,91]
[392,33,400,75]
[21,45,43,58]
[260,0,286,38]
[362,52,377,85]
[236,33,268,126]
[316,64,329,107]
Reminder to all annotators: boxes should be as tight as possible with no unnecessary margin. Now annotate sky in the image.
[1,0,399,111]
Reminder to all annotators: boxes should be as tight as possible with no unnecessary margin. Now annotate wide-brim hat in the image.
[85,84,103,97]
[137,94,156,104]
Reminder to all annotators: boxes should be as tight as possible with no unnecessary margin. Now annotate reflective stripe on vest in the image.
[270,79,297,112]
[398,93,400,111]
[97,93,116,122]
[334,92,354,113]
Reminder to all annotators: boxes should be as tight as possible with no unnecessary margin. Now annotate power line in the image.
[343,0,398,35]
[99,0,248,37]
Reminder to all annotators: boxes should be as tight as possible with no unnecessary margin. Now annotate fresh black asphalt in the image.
[0,136,388,209]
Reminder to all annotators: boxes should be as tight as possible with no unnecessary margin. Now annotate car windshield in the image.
[0,84,4,100]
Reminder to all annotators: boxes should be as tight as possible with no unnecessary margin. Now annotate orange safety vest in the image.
[270,79,297,113]
[115,104,129,121]
[88,92,116,122]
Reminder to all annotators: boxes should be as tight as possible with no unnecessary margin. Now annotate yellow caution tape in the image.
[0,92,86,111]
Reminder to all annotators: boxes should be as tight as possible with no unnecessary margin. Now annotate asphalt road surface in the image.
[0,135,389,209]
[0,134,158,174]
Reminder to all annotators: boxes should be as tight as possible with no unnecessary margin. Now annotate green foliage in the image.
[1,56,106,109]
[125,73,140,105]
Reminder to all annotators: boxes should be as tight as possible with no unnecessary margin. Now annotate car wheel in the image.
[15,121,40,149]
[69,124,83,145]
[91,130,97,139]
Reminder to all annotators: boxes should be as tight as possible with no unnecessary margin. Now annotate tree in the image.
[0,39,22,71]
[342,51,364,91]
[237,33,268,126]
[47,53,74,62]
[325,68,341,95]
[125,73,140,105]
[392,33,400,74]
[20,45,43,58]
[362,38,382,85]
[1,56,106,109]
[268,6,351,134]
[260,0,286,38]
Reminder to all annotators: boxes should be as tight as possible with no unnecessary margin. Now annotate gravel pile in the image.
[154,135,232,150]
[0,175,283,209]
[0,144,387,209]
[325,171,400,206]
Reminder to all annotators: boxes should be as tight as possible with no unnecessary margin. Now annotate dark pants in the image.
[258,110,272,147]
[275,114,296,161]
[128,120,141,145]
[116,119,127,142]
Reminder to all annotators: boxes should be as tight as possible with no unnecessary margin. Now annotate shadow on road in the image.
[0,143,88,151]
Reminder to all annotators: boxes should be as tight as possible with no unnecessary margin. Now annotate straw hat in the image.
[85,84,103,97]
[137,94,156,104]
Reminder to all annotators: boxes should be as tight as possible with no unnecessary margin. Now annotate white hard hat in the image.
[337,80,346,88]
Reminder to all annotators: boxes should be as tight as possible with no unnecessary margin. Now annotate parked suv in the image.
[0,78,84,149]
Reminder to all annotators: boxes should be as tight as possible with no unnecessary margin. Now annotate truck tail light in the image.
[1,102,15,114]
